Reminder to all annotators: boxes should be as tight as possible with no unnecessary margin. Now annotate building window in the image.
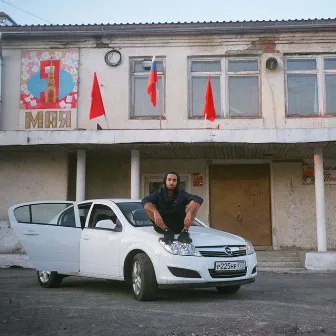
[190,60,222,118]
[285,56,336,116]
[130,58,165,118]
[189,58,260,118]
[324,58,336,114]
[227,59,260,117]
[143,174,191,197]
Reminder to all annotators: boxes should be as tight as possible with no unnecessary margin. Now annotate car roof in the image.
[78,199,142,204]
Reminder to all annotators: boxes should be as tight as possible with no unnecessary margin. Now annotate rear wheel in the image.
[216,285,241,294]
[132,253,157,301]
[37,271,63,288]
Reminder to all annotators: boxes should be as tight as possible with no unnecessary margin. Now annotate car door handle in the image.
[83,235,90,240]
[22,230,39,236]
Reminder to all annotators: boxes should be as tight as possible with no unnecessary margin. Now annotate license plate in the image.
[214,261,246,272]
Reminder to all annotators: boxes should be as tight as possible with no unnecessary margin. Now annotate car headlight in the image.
[159,239,202,256]
[246,240,255,255]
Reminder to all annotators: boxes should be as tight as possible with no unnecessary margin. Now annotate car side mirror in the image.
[96,219,117,230]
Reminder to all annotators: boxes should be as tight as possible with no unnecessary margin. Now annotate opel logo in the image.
[224,246,232,255]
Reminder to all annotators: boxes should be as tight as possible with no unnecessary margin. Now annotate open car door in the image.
[8,201,82,273]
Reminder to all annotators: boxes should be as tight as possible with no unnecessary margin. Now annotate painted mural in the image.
[20,49,79,130]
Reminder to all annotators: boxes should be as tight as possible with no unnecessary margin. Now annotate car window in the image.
[88,204,122,231]
[116,202,153,227]
[57,207,76,227]
[13,203,75,226]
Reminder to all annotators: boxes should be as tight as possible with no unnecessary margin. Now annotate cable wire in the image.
[0,0,53,24]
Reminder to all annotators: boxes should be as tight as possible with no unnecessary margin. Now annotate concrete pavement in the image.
[0,268,335,336]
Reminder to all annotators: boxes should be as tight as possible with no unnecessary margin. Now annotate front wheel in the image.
[216,285,241,294]
[37,271,63,288]
[132,253,157,301]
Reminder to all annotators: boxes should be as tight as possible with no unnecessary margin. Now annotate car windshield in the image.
[116,202,204,228]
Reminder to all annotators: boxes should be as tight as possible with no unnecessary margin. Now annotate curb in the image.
[0,254,34,269]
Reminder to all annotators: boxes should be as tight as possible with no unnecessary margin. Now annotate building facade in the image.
[1,20,336,263]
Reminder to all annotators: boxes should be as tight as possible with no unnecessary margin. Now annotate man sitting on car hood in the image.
[141,172,203,244]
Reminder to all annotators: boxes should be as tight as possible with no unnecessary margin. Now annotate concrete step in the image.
[256,251,302,258]
[256,251,304,265]
[257,255,301,262]
[257,261,303,268]
[257,267,308,273]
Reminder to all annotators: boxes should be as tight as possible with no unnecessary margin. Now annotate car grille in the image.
[197,246,247,258]
[208,268,247,278]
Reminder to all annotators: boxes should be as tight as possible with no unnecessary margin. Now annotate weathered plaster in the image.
[272,162,336,249]
[0,152,69,220]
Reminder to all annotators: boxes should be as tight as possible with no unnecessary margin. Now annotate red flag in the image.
[89,72,105,120]
[203,75,216,122]
[147,55,158,107]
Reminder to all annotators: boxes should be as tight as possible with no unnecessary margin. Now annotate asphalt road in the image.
[0,268,335,336]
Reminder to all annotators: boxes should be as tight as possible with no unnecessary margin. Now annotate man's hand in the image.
[144,202,167,230]
[184,211,193,229]
[154,212,167,229]
[184,200,201,230]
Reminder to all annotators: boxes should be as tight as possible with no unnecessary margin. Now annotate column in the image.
[76,149,86,202]
[131,150,140,199]
[314,148,327,252]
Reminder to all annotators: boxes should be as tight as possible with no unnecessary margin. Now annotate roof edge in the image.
[0,18,336,37]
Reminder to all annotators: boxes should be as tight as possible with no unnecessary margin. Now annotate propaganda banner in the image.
[303,160,336,185]
[20,49,79,130]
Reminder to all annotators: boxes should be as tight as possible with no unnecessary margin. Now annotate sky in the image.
[0,0,336,26]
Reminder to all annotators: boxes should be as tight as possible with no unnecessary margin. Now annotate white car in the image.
[8,199,257,301]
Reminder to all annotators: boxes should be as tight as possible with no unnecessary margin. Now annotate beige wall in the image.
[3,32,336,132]
[272,162,336,249]
[85,156,131,200]
[0,152,69,220]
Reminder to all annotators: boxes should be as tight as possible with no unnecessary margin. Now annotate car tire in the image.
[216,285,241,294]
[37,271,63,288]
[132,253,157,301]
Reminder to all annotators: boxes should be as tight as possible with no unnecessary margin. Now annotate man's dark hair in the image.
[163,172,180,189]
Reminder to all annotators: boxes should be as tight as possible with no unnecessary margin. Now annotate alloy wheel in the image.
[132,260,142,296]
[38,271,51,283]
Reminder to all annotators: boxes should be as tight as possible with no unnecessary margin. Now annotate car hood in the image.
[189,226,246,246]
[137,226,246,247]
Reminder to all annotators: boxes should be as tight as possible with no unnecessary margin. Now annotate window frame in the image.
[188,58,223,118]
[188,56,261,119]
[226,57,261,118]
[284,55,336,117]
[142,173,191,197]
[323,56,336,115]
[285,55,320,117]
[129,57,166,119]
[87,203,122,231]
